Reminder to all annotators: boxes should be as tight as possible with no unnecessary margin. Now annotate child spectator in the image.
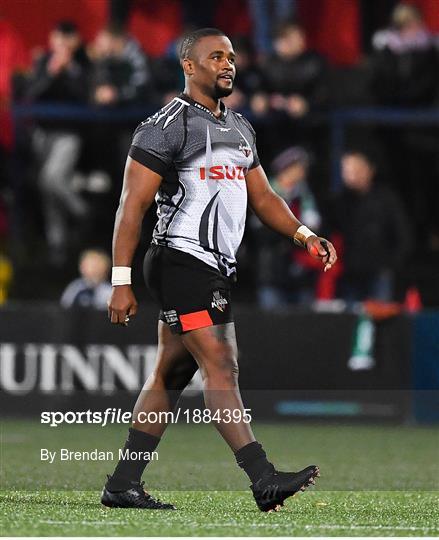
[61,249,112,309]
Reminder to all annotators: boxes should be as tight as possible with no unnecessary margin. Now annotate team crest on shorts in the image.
[211,291,228,312]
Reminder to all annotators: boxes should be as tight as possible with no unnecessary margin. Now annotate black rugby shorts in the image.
[143,243,234,334]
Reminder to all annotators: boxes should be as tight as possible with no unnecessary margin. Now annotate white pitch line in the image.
[38,520,438,533]
[201,523,436,532]
[304,524,438,532]
[39,520,126,526]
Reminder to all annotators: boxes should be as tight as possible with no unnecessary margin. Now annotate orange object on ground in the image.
[363,300,402,320]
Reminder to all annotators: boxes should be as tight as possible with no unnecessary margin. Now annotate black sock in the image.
[235,441,275,484]
[106,428,160,491]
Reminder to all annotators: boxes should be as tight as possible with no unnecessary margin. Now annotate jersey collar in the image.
[179,93,228,121]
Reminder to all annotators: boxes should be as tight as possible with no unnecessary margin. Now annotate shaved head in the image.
[180,28,226,61]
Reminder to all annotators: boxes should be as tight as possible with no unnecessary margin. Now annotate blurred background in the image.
[0,0,438,426]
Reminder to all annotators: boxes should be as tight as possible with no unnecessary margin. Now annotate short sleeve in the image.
[241,115,260,170]
[249,136,260,170]
[129,106,186,176]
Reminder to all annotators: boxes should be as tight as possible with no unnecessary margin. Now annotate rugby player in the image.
[102,28,337,512]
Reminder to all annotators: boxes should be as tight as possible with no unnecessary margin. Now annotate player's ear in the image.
[182,57,194,77]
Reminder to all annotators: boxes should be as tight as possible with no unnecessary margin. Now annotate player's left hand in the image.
[306,236,337,272]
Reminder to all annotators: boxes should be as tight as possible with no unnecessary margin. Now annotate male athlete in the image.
[102,28,337,512]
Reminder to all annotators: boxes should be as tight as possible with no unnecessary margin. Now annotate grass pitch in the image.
[1,419,438,536]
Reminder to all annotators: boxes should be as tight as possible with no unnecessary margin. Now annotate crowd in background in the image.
[0,0,438,308]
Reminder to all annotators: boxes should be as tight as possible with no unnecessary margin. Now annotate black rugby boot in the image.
[251,465,320,512]
[101,478,176,509]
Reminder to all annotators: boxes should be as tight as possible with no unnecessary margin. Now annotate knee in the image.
[203,346,239,386]
[151,355,198,392]
[163,357,198,391]
[220,361,239,387]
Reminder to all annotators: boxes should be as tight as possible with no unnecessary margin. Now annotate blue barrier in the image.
[412,311,439,423]
[12,103,155,122]
[330,107,439,191]
[12,103,439,192]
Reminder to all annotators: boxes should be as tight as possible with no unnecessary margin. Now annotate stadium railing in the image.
[329,107,439,191]
[13,103,439,191]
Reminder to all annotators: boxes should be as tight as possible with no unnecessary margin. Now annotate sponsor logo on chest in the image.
[199,165,248,181]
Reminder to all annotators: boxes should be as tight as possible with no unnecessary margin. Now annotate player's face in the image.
[189,36,236,99]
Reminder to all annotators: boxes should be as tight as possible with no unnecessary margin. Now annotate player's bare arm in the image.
[108,157,162,325]
[245,165,337,271]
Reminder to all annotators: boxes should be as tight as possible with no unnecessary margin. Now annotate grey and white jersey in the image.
[129,93,259,277]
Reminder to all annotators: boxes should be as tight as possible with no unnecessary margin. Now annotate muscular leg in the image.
[181,321,320,513]
[106,320,197,491]
[181,322,256,451]
[133,320,198,437]
[105,319,320,511]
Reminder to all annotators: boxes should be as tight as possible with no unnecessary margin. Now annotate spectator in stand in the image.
[248,0,297,57]
[371,3,438,106]
[222,36,263,112]
[26,21,90,266]
[251,147,322,308]
[256,21,328,118]
[89,23,151,106]
[60,249,112,309]
[150,37,183,106]
[332,150,412,303]
[371,2,438,270]
[86,24,152,213]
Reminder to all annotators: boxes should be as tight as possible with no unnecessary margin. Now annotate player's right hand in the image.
[306,236,337,272]
[107,285,138,326]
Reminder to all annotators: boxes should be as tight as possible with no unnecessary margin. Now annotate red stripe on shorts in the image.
[180,310,213,332]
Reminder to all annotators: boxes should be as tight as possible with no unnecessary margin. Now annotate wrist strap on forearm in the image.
[293,225,316,248]
[111,266,131,286]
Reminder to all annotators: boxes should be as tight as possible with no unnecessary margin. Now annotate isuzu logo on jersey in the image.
[199,165,248,180]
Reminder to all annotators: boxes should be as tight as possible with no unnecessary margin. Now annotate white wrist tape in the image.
[111,266,131,286]
[293,225,316,248]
